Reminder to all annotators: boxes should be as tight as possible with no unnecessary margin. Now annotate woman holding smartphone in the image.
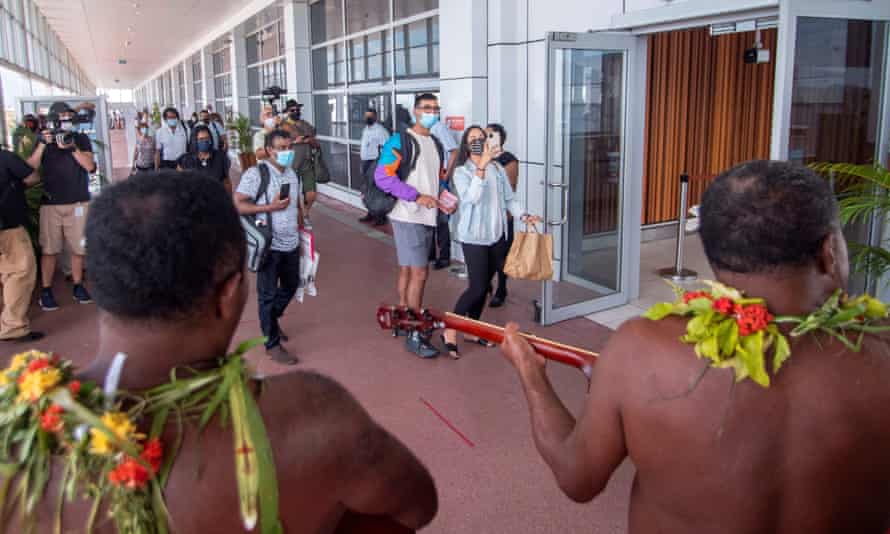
[440,126,540,359]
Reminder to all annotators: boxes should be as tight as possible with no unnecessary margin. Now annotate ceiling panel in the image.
[32,0,255,88]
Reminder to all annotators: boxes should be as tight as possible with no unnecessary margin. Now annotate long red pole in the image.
[441,313,598,378]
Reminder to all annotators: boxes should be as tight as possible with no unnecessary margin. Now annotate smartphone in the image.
[487,131,502,152]
[279,183,291,200]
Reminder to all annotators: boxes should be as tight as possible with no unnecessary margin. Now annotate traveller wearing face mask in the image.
[439,126,541,359]
[155,107,189,170]
[131,121,157,175]
[374,93,448,358]
[26,101,97,311]
[283,99,320,215]
[178,125,233,194]
[209,113,229,152]
[253,106,280,161]
[12,114,39,159]
[233,130,302,365]
[190,109,222,152]
[358,108,391,226]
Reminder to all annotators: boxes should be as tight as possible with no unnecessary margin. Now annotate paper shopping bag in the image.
[503,223,553,281]
[297,228,320,303]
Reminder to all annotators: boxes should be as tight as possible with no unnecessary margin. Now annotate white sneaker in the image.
[307,279,317,297]
[296,287,305,303]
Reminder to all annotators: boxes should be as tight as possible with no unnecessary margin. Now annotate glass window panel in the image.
[311,0,343,45]
[312,47,329,90]
[335,42,346,85]
[313,94,347,137]
[394,0,436,21]
[249,100,262,127]
[350,36,365,82]
[260,26,279,61]
[432,43,439,74]
[788,18,887,166]
[319,140,350,188]
[246,34,259,65]
[349,144,365,189]
[408,46,428,75]
[407,20,428,46]
[345,0,389,34]
[248,66,260,95]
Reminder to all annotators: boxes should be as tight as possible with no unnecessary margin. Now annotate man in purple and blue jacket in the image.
[374,93,445,358]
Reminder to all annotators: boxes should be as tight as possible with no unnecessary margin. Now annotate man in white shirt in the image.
[358,109,391,226]
[233,130,302,365]
[155,108,189,169]
[429,115,460,269]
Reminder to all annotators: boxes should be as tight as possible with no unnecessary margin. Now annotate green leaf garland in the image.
[644,281,890,387]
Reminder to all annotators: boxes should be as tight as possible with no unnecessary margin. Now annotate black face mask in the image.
[289,111,301,121]
[365,117,375,126]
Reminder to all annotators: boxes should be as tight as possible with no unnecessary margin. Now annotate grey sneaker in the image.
[406,331,438,359]
[267,345,299,365]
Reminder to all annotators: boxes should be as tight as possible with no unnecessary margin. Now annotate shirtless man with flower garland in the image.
[501,160,890,533]
[5,172,436,533]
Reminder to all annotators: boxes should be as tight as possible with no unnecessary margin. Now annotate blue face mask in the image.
[197,139,213,153]
[419,113,439,129]
[139,127,148,135]
[276,150,294,168]
[166,118,178,128]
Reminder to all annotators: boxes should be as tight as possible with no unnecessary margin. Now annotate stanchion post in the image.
[658,174,698,282]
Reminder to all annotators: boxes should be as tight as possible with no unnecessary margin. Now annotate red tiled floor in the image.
[1,130,634,533]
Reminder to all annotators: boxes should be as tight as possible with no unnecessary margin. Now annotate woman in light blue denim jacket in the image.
[441,125,541,358]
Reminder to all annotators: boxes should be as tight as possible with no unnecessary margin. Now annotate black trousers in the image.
[454,236,510,320]
[429,211,451,262]
[159,160,178,170]
[257,248,300,349]
[361,159,374,176]
[494,222,515,298]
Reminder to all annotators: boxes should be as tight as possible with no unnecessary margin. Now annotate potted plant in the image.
[227,114,256,171]
[150,103,162,128]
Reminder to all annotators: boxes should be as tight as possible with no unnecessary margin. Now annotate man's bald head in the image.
[700,160,841,275]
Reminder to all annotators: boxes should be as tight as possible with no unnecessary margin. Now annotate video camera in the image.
[261,86,287,115]
[45,104,95,146]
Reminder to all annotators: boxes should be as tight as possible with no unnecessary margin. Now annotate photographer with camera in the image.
[25,101,96,311]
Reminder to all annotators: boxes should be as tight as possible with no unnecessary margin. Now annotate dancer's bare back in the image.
[595,317,890,533]
[23,371,435,533]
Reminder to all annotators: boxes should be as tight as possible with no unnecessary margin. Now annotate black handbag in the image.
[241,163,273,272]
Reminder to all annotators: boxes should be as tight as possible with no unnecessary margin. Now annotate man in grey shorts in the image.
[374,93,446,358]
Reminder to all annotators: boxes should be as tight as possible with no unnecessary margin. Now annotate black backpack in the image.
[363,131,444,218]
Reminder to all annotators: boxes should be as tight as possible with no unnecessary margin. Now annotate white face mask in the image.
[263,117,277,129]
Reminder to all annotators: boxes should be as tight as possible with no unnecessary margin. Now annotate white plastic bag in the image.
[296,228,319,303]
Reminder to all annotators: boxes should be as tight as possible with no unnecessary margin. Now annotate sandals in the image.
[465,336,496,348]
[440,335,461,359]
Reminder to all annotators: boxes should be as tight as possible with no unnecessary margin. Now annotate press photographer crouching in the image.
[0,147,43,342]
[26,101,96,311]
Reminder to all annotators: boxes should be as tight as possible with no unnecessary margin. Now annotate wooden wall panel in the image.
[642,28,777,225]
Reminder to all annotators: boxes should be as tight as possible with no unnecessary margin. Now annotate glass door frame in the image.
[540,31,647,325]
[771,0,890,294]
[771,0,890,165]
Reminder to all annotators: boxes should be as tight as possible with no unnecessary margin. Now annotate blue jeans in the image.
[257,248,300,349]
